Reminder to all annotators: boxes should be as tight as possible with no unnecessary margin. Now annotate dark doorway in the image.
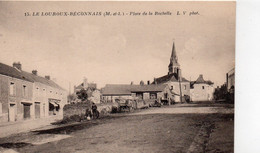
[23,104,31,119]
[35,102,40,118]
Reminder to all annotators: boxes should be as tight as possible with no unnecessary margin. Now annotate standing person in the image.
[85,106,92,120]
[92,102,99,119]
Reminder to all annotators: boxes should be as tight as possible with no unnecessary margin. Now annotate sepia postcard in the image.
[0,1,235,153]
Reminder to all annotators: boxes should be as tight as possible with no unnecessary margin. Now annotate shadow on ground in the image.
[0,142,33,148]
[32,115,125,135]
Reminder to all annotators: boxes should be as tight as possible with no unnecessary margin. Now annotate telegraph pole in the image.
[178,69,182,103]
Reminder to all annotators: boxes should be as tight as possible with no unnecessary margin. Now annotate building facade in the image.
[0,62,67,123]
[190,74,214,101]
[226,68,235,93]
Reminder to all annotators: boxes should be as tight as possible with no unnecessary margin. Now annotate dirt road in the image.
[0,103,234,153]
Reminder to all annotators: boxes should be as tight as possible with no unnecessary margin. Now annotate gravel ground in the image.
[0,103,234,153]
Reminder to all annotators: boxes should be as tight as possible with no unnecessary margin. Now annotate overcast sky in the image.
[0,1,235,91]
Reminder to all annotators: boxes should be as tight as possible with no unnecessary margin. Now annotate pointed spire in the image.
[168,40,180,74]
[170,41,178,63]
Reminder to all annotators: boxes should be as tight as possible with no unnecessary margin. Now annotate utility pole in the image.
[178,69,182,103]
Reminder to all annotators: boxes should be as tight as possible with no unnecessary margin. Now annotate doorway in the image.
[23,104,31,119]
[9,104,16,122]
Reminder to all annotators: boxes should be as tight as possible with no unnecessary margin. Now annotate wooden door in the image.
[23,104,31,119]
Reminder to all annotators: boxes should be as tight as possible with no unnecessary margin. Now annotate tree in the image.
[76,88,88,101]
[76,87,96,102]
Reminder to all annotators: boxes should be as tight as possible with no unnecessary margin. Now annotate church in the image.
[152,41,190,102]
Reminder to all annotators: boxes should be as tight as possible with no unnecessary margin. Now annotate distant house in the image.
[74,78,97,93]
[190,74,214,101]
[101,84,172,103]
[74,78,100,104]
[0,62,67,123]
[88,89,101,104]
[152,41,190,102]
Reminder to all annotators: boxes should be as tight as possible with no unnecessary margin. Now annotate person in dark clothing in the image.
[91,102,99,119]
[85,107,92,119]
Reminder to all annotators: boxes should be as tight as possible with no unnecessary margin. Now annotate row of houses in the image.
[0,62,67,123]
[101,41,215,103]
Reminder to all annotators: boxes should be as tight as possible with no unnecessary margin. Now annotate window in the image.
[50,90,52,93]
[202,86,205,89]
[136,93,143,99]
[150,93,157,99]
[10,82,15,95]
[22,85,27,97]
[170,86,173,90]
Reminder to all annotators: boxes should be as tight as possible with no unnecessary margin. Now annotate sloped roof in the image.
[190,75,214,87]
[130,84,168,92]
[102,84,168,96]
[0,62,33,82]
[75,82,97,90]
[21,71,65,90]
[152,73,189,84]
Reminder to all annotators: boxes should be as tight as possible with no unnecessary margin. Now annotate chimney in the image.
[13,62,22,70]
[130,81,134,85]
[32,70,37,75]
[140,80,144,86]
[154,78,157,85]
[45,75,50,80]
[83,77,88,89]
[147,80,150,85]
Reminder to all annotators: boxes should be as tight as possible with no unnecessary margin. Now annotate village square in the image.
[0,1,236,153]
[0,41,234,153]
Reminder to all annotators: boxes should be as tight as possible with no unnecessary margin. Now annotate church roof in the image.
[152,73,189,84]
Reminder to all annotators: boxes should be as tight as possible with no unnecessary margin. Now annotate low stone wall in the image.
[63,102,89,119]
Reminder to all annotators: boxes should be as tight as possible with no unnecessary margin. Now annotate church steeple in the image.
[168,41,180,74]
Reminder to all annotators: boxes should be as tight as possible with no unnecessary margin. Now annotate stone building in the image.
[226,68,235,93]
[0,62,33,122]
[190,74,214,101]
[152,41,190,102]
[101,84,171,103]
[0,62,67,123]
[74,78,101,104]
[21,70,67,118]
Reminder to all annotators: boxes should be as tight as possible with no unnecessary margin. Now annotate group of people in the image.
[85,102,99,120]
